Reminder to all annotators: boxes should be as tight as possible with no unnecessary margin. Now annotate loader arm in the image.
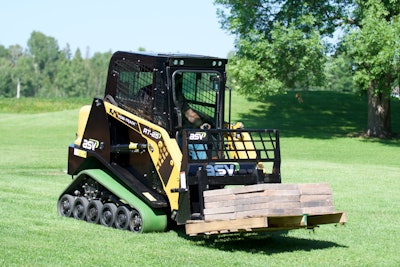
[103,101,182,212]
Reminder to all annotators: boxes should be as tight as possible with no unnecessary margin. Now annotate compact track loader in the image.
[58,51,346,235]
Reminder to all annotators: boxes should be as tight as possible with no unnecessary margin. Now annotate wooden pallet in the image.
[185,183,346,235]
[185,212,346,236]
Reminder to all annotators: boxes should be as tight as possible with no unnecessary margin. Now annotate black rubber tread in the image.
[86,200,103,224]
[58,194,76,217]
[100,203,117,227]
[72,197,89,220]
[128,209,143,233]
[115,206,131,230]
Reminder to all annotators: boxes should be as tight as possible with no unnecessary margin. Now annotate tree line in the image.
[0,30,355,100]
[0,31,112,98]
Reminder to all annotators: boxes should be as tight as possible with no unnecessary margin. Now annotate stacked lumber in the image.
[185,183,345,235]
[203,183,335,221]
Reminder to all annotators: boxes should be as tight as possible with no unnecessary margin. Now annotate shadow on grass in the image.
[236,91,368,139]
[176,228,347,254]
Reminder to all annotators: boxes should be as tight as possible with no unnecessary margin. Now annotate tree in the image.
[227,14,326,96]
[215,0,399,137]
[69,49,87,97]
[87,51,112,97]
[0,57,14,97]
[215,0,350,94]
[27,31,60,96]
[344,0,400,137]
[9,45,24,98]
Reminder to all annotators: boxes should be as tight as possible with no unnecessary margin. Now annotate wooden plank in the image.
[307,212,347,225]
[234,191,269,199]
[267,215,307,228]
[203,194,235,203]
[231,183,299,194]
[235,195,300,205]
[204,199,234,209]
[204,213,236,221]
[236,208,303,218]
[203,206,235,215]
[301,201,333,208]
[300,194,333,204]
[235,201,300,212]
[203,187,233,197]
[298,183,332,195]
[262,189,300,196]
[185,217,269,235]
[302,206,335,214]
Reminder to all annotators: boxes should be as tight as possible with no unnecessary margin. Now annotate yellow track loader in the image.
[58,51,346,235]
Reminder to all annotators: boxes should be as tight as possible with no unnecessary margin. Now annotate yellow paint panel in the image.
[73,148,87,158]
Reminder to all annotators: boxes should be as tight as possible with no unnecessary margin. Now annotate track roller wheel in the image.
[128,209,143,233]
[58,194,75,217]
[86,200,103,224]
[72,197,89,220]
[100,203,117,227]
[115,206,131,230]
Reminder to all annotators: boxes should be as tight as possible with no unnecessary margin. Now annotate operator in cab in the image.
[174,73,211,130]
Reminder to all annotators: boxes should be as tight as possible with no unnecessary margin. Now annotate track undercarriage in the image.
[57,170,167,233]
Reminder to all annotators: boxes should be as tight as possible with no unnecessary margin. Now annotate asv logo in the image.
[189,132,206,141]
[206,164,235,177]
[82,138,99,151]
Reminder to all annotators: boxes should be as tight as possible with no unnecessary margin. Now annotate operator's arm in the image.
[184,108,203,128]
[180,93,210,129]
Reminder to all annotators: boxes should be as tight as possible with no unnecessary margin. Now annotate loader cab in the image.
[104,51,227,136]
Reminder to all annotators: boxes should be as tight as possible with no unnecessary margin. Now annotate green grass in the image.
[1,93,400,266]
[0,97,91,113]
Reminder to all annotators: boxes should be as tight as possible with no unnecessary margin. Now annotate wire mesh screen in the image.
[176,72,219,120]
[184,129,280,163]
[114,59,154,119]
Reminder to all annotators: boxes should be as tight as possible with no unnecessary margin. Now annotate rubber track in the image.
[63,169,167,233]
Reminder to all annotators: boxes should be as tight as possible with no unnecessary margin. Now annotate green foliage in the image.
[0,57,13,97]
[227,14,326,95]
[215,0,351,39]
[1,95,400,266]
[0,31,111,98]
[216,1,348,95]
[227,56,284,97]
[323,55,355,92]
[345,0,400,94]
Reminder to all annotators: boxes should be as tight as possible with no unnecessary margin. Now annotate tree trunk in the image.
[366,81,391,138]
[16,78,21,99]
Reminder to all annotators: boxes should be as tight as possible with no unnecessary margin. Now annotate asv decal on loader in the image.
[189,132,207,141]
[206,164,235,177]
[82,138,99,151]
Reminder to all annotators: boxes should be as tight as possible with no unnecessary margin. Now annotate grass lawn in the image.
[1,92,399,266]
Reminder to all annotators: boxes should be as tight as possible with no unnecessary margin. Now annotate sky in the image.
[0,0,235,58]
